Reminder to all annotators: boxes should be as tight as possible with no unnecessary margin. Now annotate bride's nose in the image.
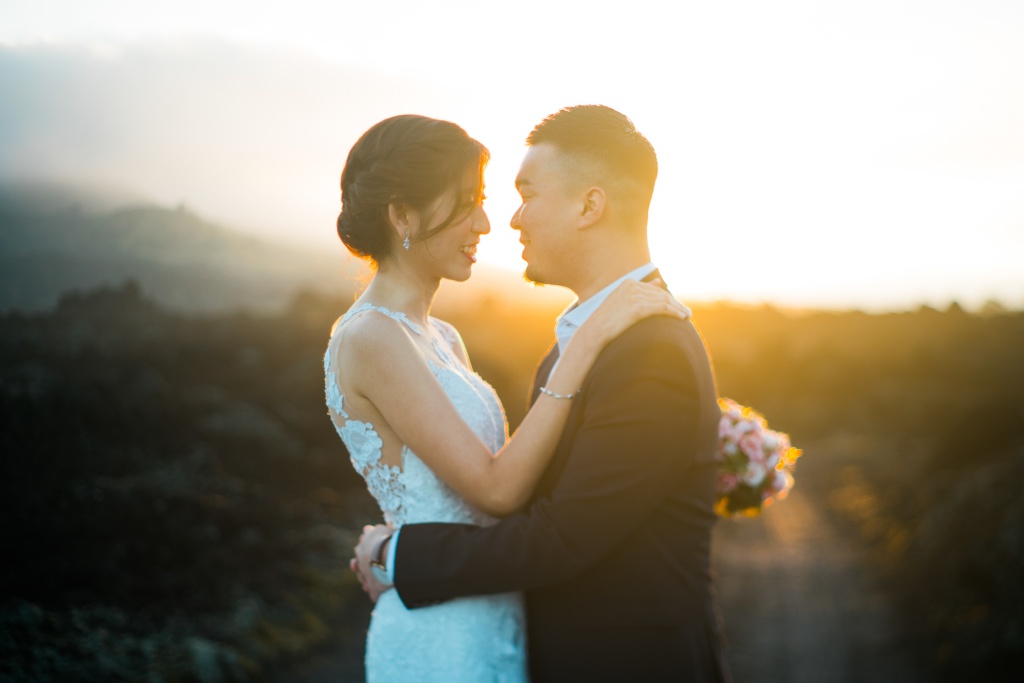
[472,207,491,234]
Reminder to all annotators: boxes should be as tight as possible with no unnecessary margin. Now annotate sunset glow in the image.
[1,0,1022,309]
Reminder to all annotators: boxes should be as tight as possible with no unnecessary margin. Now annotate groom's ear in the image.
[577,186,606,230]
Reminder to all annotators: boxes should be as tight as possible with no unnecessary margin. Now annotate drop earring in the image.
[403,232,411,251]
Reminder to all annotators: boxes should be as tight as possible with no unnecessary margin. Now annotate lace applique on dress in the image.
[324,302,524,682]
[324,304,411,526]
[324,303,508,528]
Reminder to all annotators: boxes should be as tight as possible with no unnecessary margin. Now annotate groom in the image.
[355,104,730,682]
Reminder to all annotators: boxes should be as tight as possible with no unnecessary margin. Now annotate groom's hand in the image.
[354,524,393,603]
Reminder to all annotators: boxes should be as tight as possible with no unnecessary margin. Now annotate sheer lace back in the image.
[324,302,526,682]
[324,302,508,529]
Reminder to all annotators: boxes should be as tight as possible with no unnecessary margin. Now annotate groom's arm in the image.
[392,317,707,607]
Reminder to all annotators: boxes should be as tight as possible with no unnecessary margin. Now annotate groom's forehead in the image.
[516,144,563,185]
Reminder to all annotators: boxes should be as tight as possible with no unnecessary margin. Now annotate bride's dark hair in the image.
[336,115,489,265]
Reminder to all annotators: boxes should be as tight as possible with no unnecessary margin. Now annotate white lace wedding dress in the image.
[324,303,527,683]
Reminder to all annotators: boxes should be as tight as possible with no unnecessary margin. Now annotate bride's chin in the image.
[438,262,474,283]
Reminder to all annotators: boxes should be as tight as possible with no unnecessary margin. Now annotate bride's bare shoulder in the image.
[335,309,420,363]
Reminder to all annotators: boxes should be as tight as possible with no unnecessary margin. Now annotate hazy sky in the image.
[2,0,1022,310]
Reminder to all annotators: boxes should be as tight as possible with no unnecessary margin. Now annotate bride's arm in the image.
[345,281,687,516]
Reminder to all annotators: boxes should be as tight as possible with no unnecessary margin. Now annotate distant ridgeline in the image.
[0,184,358,313]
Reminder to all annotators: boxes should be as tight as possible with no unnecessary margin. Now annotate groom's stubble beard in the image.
[521,245,578,290]
[522,257,570,289]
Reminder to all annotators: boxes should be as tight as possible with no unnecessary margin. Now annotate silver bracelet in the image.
[538,386,582,400]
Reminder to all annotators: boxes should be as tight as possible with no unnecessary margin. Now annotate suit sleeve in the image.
[393,319,703,607]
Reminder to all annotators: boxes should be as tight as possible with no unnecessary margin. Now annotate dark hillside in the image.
[0,283,369,681]
[0,188,357,313]
[1,282,1022,681]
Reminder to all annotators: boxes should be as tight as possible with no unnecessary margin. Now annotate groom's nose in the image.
[510,205,523,231]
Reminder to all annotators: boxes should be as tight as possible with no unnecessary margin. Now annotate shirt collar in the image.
[556,263,658,354]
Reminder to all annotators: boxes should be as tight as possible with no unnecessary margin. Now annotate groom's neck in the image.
[571,242,652,302]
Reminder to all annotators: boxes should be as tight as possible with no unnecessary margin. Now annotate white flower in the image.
[771,469,793,497]
[742,461,768,487]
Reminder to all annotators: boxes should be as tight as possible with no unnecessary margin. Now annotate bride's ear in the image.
[387,202,418,243]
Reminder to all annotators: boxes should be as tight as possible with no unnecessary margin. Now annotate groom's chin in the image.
[522,265,550,287]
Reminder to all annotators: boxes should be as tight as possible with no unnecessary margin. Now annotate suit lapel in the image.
[527,268,668,497]
[529,337,592,500]
[528,341,560,409]
[531,266,661,409]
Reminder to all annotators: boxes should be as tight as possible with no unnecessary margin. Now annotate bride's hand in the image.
[353,524,394,603]
[578,279,691,349]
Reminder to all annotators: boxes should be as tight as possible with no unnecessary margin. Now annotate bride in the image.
[325,114,686,682]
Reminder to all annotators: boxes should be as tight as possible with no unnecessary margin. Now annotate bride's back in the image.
[324,302,507,528]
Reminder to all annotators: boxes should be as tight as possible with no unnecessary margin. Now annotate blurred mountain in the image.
[0,182,360,313]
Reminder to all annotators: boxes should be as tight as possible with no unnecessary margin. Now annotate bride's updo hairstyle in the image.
[337,115,489,266]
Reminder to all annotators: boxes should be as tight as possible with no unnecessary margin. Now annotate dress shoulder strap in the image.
[337,302,423,336]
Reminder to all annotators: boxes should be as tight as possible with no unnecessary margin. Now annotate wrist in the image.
[566,327,603,357]
[557,334,600,380]
[538,385,582,400]
[370,531,393,585]
[371,531,392,567]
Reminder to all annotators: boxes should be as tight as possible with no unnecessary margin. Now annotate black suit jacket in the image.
[394,288,729,682]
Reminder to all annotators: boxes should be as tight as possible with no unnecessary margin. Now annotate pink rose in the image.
[717,471,739,493]
[739,434,764,462]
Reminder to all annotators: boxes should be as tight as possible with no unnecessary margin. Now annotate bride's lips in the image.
[460,243,478,263]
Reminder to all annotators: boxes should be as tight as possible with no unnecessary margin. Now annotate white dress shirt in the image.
[555,263,658,355]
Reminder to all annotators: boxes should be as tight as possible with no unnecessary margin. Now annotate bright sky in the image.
[2,0,1023,310]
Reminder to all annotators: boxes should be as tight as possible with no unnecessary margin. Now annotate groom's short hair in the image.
[527,105,658,212]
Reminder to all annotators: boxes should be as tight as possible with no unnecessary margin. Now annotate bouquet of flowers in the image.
[715,398,801,518]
